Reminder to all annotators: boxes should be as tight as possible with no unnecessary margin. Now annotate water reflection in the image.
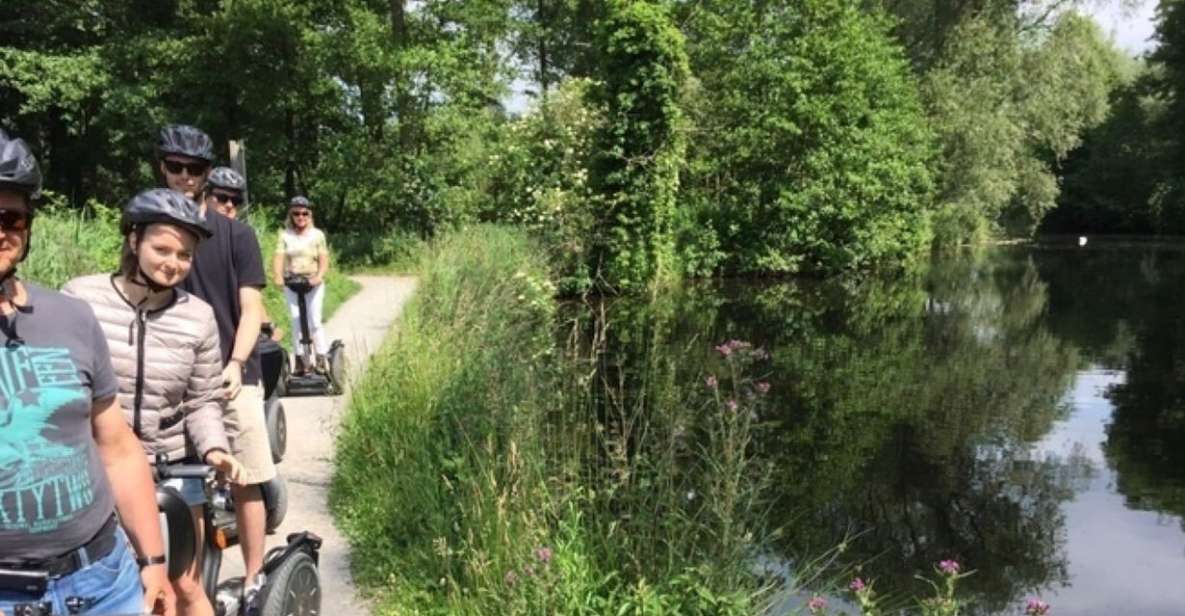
[585,244,1185,613]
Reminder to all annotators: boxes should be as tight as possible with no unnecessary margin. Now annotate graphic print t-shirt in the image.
[0,283,119,560]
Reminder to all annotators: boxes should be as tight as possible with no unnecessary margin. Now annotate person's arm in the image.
[223,286,263,400]
[93,396,175,616]
[185,309,243,483]
[272,237,286,288]
[222,224,269,400]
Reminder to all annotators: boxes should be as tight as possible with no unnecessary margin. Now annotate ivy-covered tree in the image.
[588,0,688,291]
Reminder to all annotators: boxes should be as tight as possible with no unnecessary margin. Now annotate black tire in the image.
[261,474,289,534]
[259,551,321,616]
[276,348,290,398]
[327,342,346,394]
[201,541,222,602]
[266,396,287,464]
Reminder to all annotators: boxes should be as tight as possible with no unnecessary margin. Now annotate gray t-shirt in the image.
[0,282,119,560]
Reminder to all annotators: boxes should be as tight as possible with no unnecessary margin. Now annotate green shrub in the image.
[21,200,121,288]
[680,0,936,275]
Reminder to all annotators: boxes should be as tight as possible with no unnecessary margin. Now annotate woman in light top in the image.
[272,195,330,374]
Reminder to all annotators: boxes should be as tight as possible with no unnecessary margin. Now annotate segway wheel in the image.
[327,341,346,394]
[261,473,289,534]
[275,347,291,398]
[259,551,321,616]
[266,396,287,464]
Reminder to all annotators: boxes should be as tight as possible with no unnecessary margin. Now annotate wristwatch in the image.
[137,554,167,568]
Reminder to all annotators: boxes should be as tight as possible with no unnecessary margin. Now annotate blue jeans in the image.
[0,529,143,616]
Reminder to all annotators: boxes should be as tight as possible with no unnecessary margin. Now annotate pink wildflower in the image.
[807,596,827,613]
[534,546,553,565]
[706,375,718,389]
[755,381,771,394]
[938,560,960,575]
[1025,598,1051,616]
[849,577,866,592]
[725,399,738,412]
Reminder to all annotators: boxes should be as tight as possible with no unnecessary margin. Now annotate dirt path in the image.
[220,274,417,612]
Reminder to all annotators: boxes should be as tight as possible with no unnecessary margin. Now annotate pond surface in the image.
[621,242,1185,614]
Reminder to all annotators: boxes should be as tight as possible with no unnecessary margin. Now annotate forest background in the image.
[3,0,1185,291]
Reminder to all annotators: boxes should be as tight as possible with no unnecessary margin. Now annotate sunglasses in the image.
[210,192,243,206]
[162,159,210,177]
[0,210,29,232]
[290,210,311,218]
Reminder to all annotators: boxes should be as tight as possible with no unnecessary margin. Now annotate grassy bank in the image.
[21,206,359,342]
[332,225,768,615]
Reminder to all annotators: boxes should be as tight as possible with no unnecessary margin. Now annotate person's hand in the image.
[309,274,323,287]
[274,275,285,287]
[271,326,285,342]
[142,563,176,616]
[221,361,243,400]
[206,450,246,485]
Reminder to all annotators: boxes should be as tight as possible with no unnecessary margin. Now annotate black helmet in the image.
[207,167,246,194]
[0,130,42,199]
[122,188,212,240]
[157,124,214,162]
[289,195,311,209]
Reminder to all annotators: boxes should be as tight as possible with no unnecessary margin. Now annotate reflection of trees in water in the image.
[1028,244,1185,528]
[1099,250,1185,526]
[733,251,1081,612]
[566,248,1112,610]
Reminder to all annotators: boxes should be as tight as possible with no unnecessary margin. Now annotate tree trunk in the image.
[390,0,414,150]
[537,0,550,99]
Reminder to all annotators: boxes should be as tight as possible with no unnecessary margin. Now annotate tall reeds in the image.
[332,225,772,615]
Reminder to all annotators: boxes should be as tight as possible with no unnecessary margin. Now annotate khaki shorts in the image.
[225,384,277,485]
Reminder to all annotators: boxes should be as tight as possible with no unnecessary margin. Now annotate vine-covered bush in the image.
[588,0,689,292]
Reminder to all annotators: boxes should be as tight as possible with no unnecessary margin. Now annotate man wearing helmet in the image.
[0,131,175,616]
[156,126,275,585]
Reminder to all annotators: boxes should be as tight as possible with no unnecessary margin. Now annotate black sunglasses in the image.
[0,210,30,232]
[162,159,210,176]
[290,210,311,218]
[210,192,243,206]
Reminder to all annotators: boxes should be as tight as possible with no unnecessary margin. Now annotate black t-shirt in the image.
[181,210,266,385]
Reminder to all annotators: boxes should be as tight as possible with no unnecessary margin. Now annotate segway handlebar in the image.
[155,464,214,480]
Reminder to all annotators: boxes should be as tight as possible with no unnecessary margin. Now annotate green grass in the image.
[331,224,767,615]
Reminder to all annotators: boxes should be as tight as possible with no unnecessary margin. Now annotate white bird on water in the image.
[1078,236,1088,247]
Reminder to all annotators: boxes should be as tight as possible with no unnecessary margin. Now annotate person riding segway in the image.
[272,197,344,396]
[0,132,175,616]
[63,188,247,616]
[160,125,276,586]
[205,166,287,463]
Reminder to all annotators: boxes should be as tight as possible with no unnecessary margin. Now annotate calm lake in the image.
[605,241,1185,614]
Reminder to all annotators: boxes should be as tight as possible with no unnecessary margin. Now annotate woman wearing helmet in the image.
[64,188,245,616]
[272,196,331,374]
[0,133,175,616]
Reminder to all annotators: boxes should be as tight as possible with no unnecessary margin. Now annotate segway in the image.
[282,274,345,396]
[155,461,320,616]
[258,323,288,463]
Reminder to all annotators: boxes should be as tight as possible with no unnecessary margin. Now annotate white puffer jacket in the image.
[63,273,229,463]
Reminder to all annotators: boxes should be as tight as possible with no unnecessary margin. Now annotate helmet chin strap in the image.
[128,266,173,295]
